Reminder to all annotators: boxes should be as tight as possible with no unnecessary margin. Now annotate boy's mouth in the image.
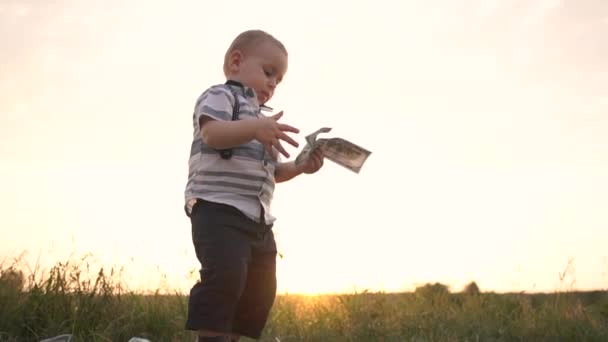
[259,91,270,103]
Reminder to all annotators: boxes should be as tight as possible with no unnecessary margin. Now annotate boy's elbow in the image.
[201,128,219,148]
[200,119,221,148]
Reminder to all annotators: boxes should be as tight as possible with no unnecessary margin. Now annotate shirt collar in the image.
[225,80,273,112]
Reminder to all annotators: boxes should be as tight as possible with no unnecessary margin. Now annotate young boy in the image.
[184,30,324,342]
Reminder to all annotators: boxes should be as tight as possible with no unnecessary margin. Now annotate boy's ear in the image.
[228,50,243,73]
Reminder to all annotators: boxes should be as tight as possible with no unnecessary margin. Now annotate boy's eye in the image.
[263,69,273,77]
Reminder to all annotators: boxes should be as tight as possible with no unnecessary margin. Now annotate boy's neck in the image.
[225,79,245,88]
[224,80,273,112]
[225,79,255,99]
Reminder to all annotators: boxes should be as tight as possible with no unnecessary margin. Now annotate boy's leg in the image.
[232,228,278,339]
[186,200,253,337]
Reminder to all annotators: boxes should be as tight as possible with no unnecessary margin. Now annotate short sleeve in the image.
[194,85,234,125]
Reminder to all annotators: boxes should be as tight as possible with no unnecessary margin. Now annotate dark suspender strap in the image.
[219,87,240,159]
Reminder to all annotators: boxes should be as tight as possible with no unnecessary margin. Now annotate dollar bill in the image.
[305,127,332,147]
[295,127,372,174]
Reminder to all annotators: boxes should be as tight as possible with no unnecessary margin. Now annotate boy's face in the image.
[228,41,287,105]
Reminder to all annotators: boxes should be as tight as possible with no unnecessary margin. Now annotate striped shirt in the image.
[184,81,279,224]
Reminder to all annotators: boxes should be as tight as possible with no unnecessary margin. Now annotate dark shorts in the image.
[185,199,277,339]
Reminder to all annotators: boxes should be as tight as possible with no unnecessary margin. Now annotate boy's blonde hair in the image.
[223,30,287,77]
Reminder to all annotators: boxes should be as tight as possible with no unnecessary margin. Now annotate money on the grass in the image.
[295,127,372,174]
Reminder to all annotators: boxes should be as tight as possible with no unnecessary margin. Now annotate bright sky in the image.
[1,0,607,295]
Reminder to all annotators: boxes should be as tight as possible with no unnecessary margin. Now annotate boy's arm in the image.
[201,117,259,149]
[196,86,299,157]
[275,161,304,183]
[201,113,299,158]
[275,149,324,183]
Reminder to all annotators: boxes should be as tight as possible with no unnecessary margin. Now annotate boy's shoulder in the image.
[202,83,233,95]
[194,83,234,106]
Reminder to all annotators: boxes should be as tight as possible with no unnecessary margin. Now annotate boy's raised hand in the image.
[255,111,300,158]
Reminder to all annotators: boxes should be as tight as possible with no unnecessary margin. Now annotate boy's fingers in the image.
[274,141,290,158]
[265,143,278,159]
[273,148,280,159]
[278,133,299,148]
[313,152,324,168]
[313,155,321,165]
[271,111,284,121]
[278,123,300,134]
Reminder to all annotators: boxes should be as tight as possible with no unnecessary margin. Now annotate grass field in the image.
[1,257,607,341]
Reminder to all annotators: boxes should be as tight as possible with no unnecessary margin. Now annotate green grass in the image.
[1,257,607,342]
